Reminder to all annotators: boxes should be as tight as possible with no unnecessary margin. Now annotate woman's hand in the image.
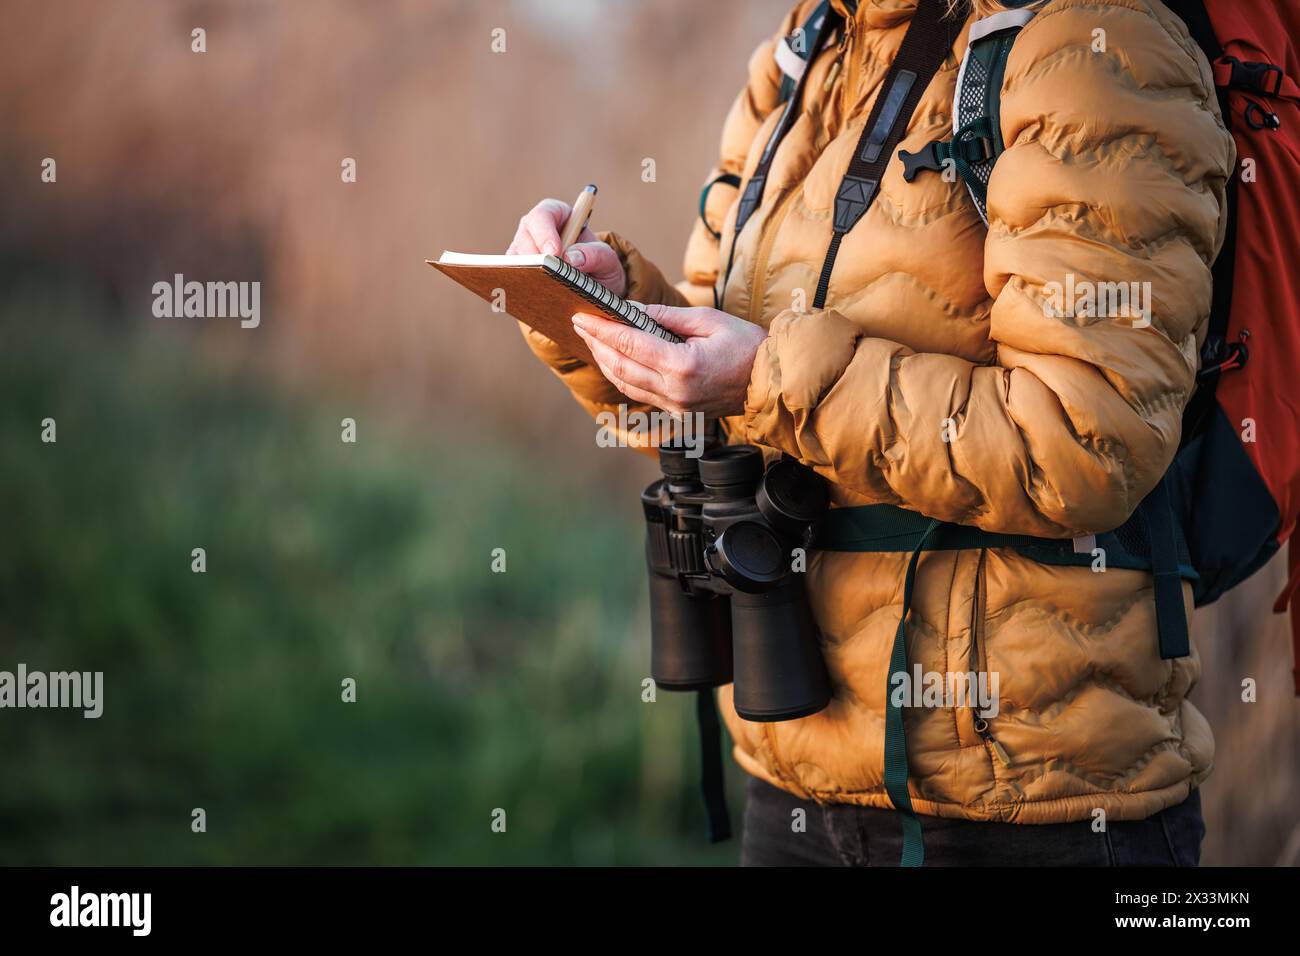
[572,305,767,418]
[507,198,626,297]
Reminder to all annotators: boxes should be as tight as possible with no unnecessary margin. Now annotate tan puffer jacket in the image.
[524,0,1234,823]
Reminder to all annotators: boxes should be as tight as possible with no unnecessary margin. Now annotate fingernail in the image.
[543,241,559,256]
[565,248,585,267]
[572,314,589,330]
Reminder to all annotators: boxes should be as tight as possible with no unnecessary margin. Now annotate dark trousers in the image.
[740,776,1205,866]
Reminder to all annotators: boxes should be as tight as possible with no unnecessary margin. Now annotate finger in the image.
[585,349,668,409]
[509,204,554,254]
[562,241,623,287]
[507,221,539,255]
[643,303,732,339]
[513,214,597,256]
[561,241,616,273]
[572,312,676,375]
[608,377,667,410]
[574,324,666,398]
[522,199,570,257]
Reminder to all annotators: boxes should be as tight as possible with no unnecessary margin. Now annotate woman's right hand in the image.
[507,199,627,297]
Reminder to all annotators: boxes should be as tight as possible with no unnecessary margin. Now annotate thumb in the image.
[643,303,729,339]
[563,241,622,285]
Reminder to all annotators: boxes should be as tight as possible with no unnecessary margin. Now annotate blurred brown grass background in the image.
[0,0,1295,865]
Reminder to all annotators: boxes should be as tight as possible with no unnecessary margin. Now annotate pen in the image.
[559,184,597,253]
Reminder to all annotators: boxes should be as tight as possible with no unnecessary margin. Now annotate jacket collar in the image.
[830,0,920,29]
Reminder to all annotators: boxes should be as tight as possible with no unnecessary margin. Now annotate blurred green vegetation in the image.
[0,281,742,865]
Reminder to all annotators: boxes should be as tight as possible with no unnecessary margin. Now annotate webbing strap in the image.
[718,6,842,308]
[1142,479,1191,660]
[816,488,1195,661]
[945,117,995,206]
[776,0,832,105]
[885,517,944,867]
[735,10,841,238]
[696,688,731,843]
[698,172,742,241]
[816,500,1059,553]
[813,0,962,309]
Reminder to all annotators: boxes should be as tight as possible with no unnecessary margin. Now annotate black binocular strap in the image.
[813,0,963,309]
[696,688,731,842]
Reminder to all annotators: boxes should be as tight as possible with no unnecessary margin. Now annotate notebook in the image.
[428,251,682,363]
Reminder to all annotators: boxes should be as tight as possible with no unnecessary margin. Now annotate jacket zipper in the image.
[823,13,854,94]
[968,549,1011,768]
[974,716,1011,767]
[837,14,857,114]
[745,187,801,326]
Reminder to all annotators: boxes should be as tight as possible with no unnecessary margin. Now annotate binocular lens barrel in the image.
[647,573,733,690]
[729,584,831,721]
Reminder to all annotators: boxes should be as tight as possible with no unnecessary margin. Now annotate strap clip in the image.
[1216,56,1284,96]
[900,134,993,184]
[899,140,947,182]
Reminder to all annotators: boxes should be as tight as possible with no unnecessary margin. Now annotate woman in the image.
[508,0,1233,866]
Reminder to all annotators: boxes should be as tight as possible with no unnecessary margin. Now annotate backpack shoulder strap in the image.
[898,8,1035,225]
[775,0,834,105]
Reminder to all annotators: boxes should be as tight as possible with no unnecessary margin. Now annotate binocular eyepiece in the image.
[641,444,832,722]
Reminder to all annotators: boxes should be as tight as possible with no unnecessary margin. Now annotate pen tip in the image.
[586,184,597,194]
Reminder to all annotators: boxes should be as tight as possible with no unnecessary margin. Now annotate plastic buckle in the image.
[899,140,947,182]
[960,136,994,164]
[1221,56,1284,96]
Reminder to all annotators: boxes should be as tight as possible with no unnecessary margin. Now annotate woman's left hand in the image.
[571,304,767,419]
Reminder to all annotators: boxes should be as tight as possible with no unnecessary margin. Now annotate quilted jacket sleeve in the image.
[741,0,1235,537]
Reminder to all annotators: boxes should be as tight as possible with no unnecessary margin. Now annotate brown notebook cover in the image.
[428,251,681,364]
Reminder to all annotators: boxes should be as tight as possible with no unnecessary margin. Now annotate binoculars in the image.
[640,444,832,721]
